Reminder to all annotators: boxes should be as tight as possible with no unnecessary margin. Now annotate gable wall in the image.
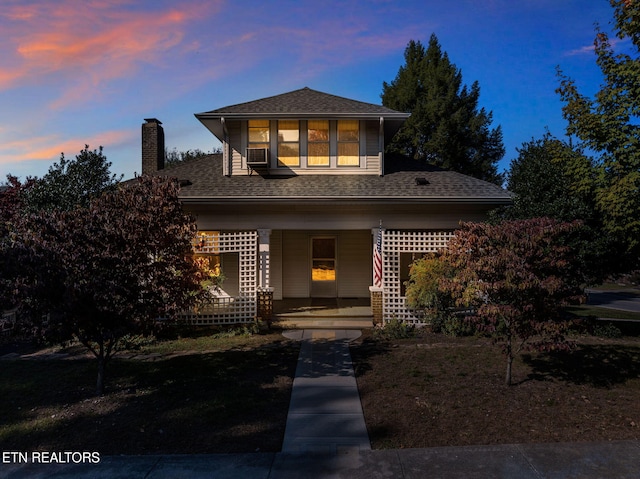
[228,121,243,173]
[226,119,382,176]
[365,120,381,173]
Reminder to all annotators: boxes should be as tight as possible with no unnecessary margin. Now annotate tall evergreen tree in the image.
[382,35,504,184]
[557,0,640,262]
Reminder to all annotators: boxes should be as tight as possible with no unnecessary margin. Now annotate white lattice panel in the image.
[183,231,258,324]
[180,297,257,325]
[382,230,454,325]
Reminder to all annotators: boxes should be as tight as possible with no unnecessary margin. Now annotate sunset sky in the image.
[0,0,622,181]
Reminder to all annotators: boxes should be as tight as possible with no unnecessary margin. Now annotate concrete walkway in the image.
[280,329,369,454]
[4,328,640,478]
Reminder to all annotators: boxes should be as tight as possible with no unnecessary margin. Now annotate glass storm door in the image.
[311,237,337,298]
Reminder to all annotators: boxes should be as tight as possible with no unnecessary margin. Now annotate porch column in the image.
[257,229,271,289]
[257,229,274,325]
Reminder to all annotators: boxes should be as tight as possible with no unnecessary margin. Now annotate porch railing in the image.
[178,295,257,325]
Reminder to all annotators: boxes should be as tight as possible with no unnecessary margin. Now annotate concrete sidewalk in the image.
[3,328,640,478]
[4,441,640,478]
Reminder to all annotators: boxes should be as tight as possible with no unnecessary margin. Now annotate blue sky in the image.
[0,0,620,181]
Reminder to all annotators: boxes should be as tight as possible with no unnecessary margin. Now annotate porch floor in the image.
[272,298,373,330]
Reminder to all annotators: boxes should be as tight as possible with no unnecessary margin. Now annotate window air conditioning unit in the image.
[246,148,269,166]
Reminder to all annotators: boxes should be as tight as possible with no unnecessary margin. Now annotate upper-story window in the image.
[246,119,362,170]
[337,120,359,166]
[278,120,300,167]
[308,120,330,167]
[248,119,269,149]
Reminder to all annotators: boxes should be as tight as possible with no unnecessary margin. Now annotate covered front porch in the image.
[183,228,457,327]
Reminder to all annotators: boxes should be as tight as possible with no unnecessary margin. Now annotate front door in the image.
[310,237,337,298]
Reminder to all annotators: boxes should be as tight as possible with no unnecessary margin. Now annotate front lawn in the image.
[0,331,299,454]
[4,325,640,455]
[351,330,640,449]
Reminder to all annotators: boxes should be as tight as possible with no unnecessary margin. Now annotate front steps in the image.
[273,317,373,330]
[272,298,374,330]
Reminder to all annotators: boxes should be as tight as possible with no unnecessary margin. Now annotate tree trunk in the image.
[505,332,513,386]
[505,354,513,386]
[96,343,105,396]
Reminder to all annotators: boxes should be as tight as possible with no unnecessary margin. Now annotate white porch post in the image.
[257,229,274,325]
[257,229,271,289]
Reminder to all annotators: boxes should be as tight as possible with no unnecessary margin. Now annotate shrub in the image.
[405,253,455,318]
[580,318,623,338]
[374,317,416,340]
[431,312,477,337]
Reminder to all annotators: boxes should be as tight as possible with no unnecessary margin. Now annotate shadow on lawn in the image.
[350,337,392,378]
[522,344,640,388]
[0,340,300,454]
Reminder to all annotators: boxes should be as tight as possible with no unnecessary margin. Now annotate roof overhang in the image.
[179,195,512,206]
[195,112,409,143]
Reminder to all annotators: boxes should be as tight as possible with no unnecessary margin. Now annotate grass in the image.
[3,322,640,455]
[351,329,640,449]
[0,329,299,454]
[566,305,640,321]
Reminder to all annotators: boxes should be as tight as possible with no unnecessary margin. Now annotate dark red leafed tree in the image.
[439,218,585,385]
[17,176,207,395]
[0,176,36,308]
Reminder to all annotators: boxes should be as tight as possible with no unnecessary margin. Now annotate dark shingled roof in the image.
[196,87,409,118]
[158,154,512,204]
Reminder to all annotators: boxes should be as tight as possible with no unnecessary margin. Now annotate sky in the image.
[0,0,624,181]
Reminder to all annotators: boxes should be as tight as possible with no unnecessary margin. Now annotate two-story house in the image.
[142,87,511,326]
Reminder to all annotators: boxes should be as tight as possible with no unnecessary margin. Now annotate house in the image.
[142,87,511,326]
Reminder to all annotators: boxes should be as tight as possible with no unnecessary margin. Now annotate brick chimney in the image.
[141,118,165,174]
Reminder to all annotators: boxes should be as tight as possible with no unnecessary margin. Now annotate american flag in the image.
[373,224,382,287]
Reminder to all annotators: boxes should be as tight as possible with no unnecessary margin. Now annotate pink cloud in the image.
[1,4,38,21]
[565,36,629,57]
[1,1,221,105]
[1,129,133,164]
[565,44,596,56]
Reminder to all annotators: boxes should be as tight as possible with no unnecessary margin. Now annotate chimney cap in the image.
[144,118,162,124]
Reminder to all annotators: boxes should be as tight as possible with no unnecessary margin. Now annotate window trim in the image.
[337,119,360,167]
[277,120,300,168]
[307,119,330,167]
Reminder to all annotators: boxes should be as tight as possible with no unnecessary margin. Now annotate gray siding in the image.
[228,121,243,174]
[270,230,283,300]
[336,230,371,297]
[282,231,310,298]
[364,119,381,173]
[220,252,240,297]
